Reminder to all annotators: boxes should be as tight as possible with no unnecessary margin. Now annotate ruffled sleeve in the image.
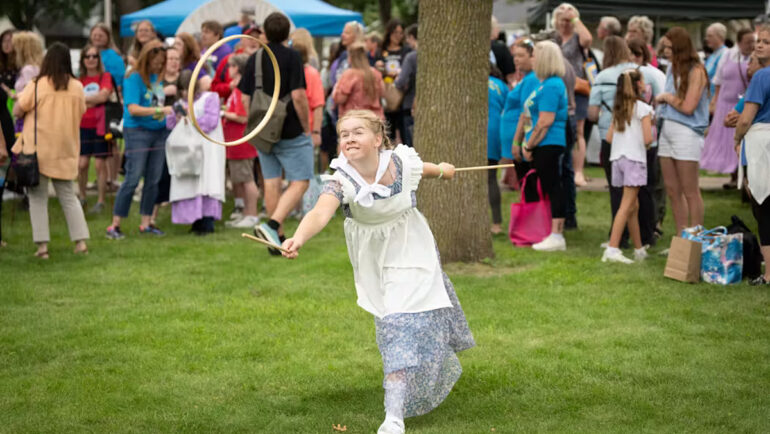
[393,144,423,192]
[321,172,356,205]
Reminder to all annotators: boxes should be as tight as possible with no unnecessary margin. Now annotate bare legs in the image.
[573,119,587,186]
[263,178,309,234]
[660,157,703,234]
[609,187,642,249]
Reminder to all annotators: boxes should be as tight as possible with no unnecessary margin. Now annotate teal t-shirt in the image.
[123,72,166,130]
[525,76,568,147]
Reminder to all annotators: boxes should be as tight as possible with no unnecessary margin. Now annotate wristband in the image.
[155,107,161,115]
[437,165,444,179]
[571,17,579,24]
[312,130,321,134]
[513,141,522,148]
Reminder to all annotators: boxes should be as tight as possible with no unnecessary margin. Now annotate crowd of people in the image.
[486,4,769,285]
[0,7,421,258]
[0,5,767,286]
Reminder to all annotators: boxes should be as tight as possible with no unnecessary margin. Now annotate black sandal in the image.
[749,275,769,286]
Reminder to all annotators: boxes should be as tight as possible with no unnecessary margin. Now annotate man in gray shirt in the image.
[394,24,418,147]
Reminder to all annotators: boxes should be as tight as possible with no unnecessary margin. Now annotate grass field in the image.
[1,183,768,433]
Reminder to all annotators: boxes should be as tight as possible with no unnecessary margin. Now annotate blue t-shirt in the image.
[487,76,508,160]
[744,66,770,124]
[100,48,125,89]
[500,71,539,159]
[525,76,568,147]
[123,72,166,130]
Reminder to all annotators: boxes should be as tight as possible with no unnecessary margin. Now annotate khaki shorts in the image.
[228,159,255,184]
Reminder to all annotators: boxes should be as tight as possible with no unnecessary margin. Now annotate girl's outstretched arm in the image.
[423,162,455,179]
[282,194,340,259]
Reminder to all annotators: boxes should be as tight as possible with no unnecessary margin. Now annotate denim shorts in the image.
[259,133,313,181]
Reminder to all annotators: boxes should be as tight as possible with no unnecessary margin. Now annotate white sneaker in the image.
[602,247,634,264]
[229,207,244,221]
[634,246,649,262]
[532,234,566,251]
[377,419,405,434]
[226,215,260,229]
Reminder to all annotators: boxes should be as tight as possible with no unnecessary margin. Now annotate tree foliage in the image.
[325,0,419,29]
[1,0,99,30]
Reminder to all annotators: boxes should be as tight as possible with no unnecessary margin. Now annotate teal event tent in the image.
[120,0,363,37]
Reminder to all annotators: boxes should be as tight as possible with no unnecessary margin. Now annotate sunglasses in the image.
[83,54,99,59]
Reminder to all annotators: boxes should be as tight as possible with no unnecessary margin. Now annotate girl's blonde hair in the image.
[347,42,376,100]
[612,69,643,133]
[12,31,44,68]
[290,28,318,66]
[534,40,565,80]
[337,109,393,150]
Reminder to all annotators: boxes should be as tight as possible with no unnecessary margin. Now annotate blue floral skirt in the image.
[374,271,475,418]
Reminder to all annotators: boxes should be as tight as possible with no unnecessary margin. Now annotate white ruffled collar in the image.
[330,151,393,207]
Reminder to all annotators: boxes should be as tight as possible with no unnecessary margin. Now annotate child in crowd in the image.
[165,70,226,235]
[603,69,654,263]
[279,110,475,434]
[222,54,260,228]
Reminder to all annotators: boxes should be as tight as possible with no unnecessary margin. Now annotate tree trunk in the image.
[378,0,392,27]
[415,0,494,263]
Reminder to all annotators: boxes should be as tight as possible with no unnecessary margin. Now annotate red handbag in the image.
[509,169,552,246]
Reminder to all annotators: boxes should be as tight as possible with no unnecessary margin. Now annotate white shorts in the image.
[658,119,704,162]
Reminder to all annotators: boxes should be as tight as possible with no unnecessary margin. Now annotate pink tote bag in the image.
[509,169,552,246]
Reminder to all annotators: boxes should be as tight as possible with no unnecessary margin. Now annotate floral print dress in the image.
[321,144,475,417]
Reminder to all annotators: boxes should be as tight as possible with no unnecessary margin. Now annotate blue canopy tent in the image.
[120,0,363,37]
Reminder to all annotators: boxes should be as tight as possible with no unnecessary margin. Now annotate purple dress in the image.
[702,50,749,173]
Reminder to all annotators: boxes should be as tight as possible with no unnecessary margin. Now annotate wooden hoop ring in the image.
[187,34,280,147]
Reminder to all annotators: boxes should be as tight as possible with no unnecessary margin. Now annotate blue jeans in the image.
[113,127,169,218]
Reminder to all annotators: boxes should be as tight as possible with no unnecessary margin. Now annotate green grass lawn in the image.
[1,186,768,433]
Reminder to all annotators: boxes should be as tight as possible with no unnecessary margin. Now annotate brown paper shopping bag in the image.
[664,237,702,283]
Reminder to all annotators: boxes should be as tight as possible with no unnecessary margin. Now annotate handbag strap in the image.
[109,73,122,104]
[519,168,544,203]
[33,78,37,149]
[255,49,263,91]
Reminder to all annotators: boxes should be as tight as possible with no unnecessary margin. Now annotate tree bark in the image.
[378,0,392,27]
[415,0,494,263]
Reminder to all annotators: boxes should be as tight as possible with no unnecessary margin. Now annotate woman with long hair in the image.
[11,43,89,258]
[173,32,211,91]
[11,31,43,133]
[654,27,709,235]
[380,18,411,143]
[89,23,125,90]
[77,43,113,213]
[551,3,593,187]
[106,40,173,240]
[127,20,157,69]
[332,42,385,119]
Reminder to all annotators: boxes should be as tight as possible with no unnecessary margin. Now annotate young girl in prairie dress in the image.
[281,110,475,434]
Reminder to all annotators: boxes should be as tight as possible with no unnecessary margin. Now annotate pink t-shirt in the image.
[304,64,324,131]
[332,67,385,119]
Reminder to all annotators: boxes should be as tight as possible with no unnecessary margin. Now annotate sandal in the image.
[34,250,49,259]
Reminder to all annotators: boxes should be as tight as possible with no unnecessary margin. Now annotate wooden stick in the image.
[241,233,290,254]
[454,163,516,172]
